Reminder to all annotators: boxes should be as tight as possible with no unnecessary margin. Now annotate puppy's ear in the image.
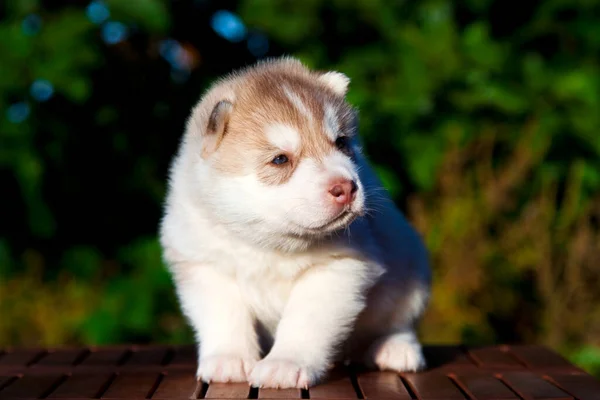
[318,71,350,96]
[202,100,233,156]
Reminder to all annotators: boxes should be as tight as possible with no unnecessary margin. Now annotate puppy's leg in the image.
[365,329,425,372]
[172,264,260,383]
[249,259,381,389]
[360,280,429,373]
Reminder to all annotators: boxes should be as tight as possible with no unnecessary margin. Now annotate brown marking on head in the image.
[198,58,357,185]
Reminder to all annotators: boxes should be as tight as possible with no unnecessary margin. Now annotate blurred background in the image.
[1,0,599,377]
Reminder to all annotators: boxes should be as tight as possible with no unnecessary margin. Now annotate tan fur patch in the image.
[205,59,357,185]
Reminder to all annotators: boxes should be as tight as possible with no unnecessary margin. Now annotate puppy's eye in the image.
[272,154,289,165]
[335,136,350,151]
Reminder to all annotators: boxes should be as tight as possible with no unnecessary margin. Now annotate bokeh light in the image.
[210,10,247,43]
[159,39,182,66]
[6,102,31,123]
[247,32,269,58]
[30,79,55,102]
[21,14,42,36]
[158,39,201,82]
[86,1,110,25]
[101,21,128,45]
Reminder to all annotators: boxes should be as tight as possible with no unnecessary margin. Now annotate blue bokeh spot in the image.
[7,102,31,124]
[30,79,54,102]
[210,10,247,43]
[247,32,269,57]
[86,0,110,25]
[22,14,42,35]
[158,39,182,67]
[101,21,128,45]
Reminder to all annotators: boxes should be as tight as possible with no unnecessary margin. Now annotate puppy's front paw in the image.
[366,332,426,373]
[249,358,320,389]
[197,354,257,383]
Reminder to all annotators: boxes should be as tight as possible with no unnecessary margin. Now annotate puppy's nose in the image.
[328,179,358,205]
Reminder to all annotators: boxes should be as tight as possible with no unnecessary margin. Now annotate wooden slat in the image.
[403,372,466,399]
[47,373,113,398]
[507,345,577,370]
[0,375,13,384]
[0,376,17,390]
[125,347,169,366]
[453,372,518,399]
[258,387,302,398]
[0,375,63,398]
[152,371,201,399]
[0,344,597,399]
[422,345,474,370]
[547,374,600,400]
[501,371,572,400]
[78,348,128,368]
[169,345,197,366]
[355,371,411,399]
[34,348,88,368]
[467,346,524,368]
[101,372,161,399]
[309,368,357,399]
[205,382,250,399]
[0,349,46,367]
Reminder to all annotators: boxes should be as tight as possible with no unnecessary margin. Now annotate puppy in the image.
[159,56,431,389]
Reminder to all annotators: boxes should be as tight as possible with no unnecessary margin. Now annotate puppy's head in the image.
[187,57,366,250]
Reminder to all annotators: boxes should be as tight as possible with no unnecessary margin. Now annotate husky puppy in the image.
[159,56,431,389]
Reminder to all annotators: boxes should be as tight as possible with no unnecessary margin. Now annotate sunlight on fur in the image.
[159,56,431,389]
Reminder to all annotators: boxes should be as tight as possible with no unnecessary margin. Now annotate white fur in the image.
[323,103,339,142]
[159,59,431,389]
[319,71,350,95]
[266,123,301,154]
[366,330,425,372]
[282,85,312,121]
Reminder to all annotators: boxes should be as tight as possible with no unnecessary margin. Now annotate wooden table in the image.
[1,344,599,399]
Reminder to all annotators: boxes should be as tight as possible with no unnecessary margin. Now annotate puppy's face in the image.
[195,70,366,249]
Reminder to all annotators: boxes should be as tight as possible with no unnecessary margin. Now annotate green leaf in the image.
[61,247,102,279]
[570,346,600,377]
[106,0,171,33]
[373,164,402,199]
[401,135,444,191]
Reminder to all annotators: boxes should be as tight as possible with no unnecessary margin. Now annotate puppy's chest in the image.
[239,275,292,327]
[232,255,313,329]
